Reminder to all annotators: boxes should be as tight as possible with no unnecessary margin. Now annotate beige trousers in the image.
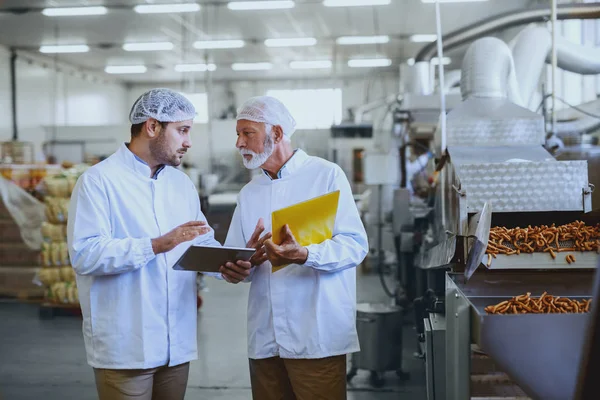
[249,355,347,400]
[93,362,190,400]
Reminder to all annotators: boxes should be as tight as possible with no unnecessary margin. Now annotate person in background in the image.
[67,88,259,400]
[220,96,369,400]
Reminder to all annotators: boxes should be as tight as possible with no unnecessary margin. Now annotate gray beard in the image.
[239,133,274,169]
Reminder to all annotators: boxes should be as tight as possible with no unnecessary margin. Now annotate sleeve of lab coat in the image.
[303,166,369,273]
[191,182,224,279]
[67,173,156,276]
[224,199,258,283]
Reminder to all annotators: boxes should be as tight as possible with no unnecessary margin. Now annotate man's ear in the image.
[145,118,161,138]
[272,125,284,144]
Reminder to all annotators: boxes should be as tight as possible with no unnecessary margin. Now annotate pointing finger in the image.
[256,232,272,248]
[248,218,265,245]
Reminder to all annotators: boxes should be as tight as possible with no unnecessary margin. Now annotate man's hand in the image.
[219,260,252,284]
[264,224,308,267]
[220,218,271,284]
[247,218,271,266]
[151,221,210,254]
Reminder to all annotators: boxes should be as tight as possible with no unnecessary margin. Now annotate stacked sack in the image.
[36,171,84,305]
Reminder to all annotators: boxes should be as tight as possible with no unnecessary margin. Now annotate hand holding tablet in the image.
[220,218,272,284]
[172,245,256,273]
[173,218,272,284]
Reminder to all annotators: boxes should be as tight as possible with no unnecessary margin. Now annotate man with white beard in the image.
[219,96,368,400]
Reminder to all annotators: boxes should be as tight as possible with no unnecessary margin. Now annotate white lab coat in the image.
[225,149,369,359]
[67,143,220,369]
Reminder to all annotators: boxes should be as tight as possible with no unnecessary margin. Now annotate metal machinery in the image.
[333,96,451,387]
[347,303,406,387]
[392,93,462,307]
[419,86,597,399]
[335,88,463,388]
[334,88,463,388]
[404,4,600,396]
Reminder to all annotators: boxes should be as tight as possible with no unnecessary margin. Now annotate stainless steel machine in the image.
[418,82,596,399]
[346,303,407,387]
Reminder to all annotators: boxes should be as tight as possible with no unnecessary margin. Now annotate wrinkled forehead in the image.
[236,119,267,132]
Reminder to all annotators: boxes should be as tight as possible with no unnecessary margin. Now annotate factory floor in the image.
[0,273,426,400]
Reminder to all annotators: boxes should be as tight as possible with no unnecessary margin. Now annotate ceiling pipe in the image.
[10,48,18,141]
[415,3,600,63]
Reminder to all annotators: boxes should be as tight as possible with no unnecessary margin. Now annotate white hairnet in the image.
[236,96,297,137]
[129,88,196,124]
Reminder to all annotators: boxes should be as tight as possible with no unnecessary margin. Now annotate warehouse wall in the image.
[0,46,128,162]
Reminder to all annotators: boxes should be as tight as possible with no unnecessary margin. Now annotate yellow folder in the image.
[271,190,340,273]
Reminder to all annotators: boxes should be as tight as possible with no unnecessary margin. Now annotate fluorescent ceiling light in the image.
[324,0,390,7]
[410,34,437,43]
[193,40,245,49]
[431,57,452,65]
[264,37,317,47]
[175,63,217,72]
[289,60,332,69]
[407,58,415,66]
[134,3,200,13]
[39,45,90,54]
[41,6,108,16]
[421,0,488,3]
[123,42,174,51]
[348,58,392,68]
[231,62,273,71]
[336,35,389,45]
[227,1,295,10]
[105,65,147,74]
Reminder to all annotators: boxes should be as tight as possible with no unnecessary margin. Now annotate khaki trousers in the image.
[249,355,347,400]
[93,362,190,400]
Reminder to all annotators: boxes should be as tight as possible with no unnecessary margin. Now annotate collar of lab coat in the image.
[117,143,166,180]
[261,149,307,181]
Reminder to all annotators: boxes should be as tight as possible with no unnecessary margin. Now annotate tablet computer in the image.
[173,245,255,273]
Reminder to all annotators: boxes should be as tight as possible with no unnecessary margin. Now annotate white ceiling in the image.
[0,0,548,83]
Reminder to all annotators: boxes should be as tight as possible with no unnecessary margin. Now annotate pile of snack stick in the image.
[486,221,600,262]
[484,292,591,314]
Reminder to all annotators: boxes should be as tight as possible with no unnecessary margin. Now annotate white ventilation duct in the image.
[510,24,600,136]
[460,37,524,107]
[509,25,552,108]
[399,62,432,95]
[553,35,600,75]
[400,64,462,96]
[441,37,545,149]
[442,69,462,93]
[511,24,600,107]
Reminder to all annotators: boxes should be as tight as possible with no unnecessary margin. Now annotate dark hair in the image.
[130,120,169,138]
